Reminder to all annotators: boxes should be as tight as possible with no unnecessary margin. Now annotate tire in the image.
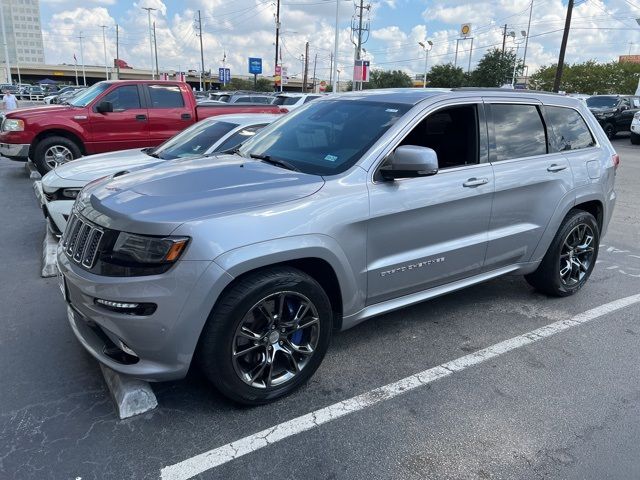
[631,132,640,145]
[32,136,81,175]
[603,123,616,140]
[525,209,600,297]
[198,267,333,405]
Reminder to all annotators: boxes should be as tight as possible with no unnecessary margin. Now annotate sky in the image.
[39,0,640,81]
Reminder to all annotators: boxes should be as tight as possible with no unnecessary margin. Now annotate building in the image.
[1,0,45,66]
[619,55,640,64]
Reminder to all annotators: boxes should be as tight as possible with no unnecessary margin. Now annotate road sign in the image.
[218,68,225,82]
[460,23,472,37]
[248,57,262,75]
[319,80,327,92]
[281,66,288,85]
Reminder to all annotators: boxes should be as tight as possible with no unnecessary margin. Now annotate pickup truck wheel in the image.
[631,132,640,145]
[33,136,81,175]
[198,267,333,405]
[525,209,599,297]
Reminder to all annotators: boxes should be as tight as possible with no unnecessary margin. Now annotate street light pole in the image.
[142,7,156,79]
[511,30,527,88]
[418,40,433,88]
[0,2,11,84]
[78,32,86,86]
[100,25,108,80]
[332,0,340,93]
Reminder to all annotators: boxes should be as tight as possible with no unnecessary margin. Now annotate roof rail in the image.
[452,87,562,95]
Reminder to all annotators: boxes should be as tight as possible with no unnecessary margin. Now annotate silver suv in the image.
[57,89,618,404]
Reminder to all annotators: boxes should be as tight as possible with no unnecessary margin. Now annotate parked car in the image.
[0,80,287,175]
[271,93,322,110]
[52,88,87,105]
[57,88,617,405]
[209,91,274,104]
[40,114,279,234]
[586,94,640,139]
[44,86,86,104]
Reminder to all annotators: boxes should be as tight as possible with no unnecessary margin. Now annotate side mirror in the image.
[379,145,439,181]
[96,101,113,113]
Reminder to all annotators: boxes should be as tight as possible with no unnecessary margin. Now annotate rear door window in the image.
[545,106,595,151]
[491,104,547,161]
[147,84,185,108]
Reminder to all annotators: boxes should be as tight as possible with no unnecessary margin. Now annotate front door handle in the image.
[463,177,489,187]
[547,164,567,172]
[135,114,147,121]
[181,113,192,120]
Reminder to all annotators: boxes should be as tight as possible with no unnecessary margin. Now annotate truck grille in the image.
[62,213,104,268]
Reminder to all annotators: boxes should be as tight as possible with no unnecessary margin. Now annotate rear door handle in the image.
[181,113,192,120]
[135,114,147,121]
[463,177,489,187]
[547,164,567,172]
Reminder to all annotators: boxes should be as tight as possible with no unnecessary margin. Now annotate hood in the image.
[588,107,616,114]
[80,154,325,235]
[53,148,158,182]
[5,104,79,118]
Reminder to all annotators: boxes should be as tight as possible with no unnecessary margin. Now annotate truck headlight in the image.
[62,188,81,199]
[2,118,24,132]
[112,233,189,264]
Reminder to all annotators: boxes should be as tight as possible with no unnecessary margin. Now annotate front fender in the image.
[213,234,364,319]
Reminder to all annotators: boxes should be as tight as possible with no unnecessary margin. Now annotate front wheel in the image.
[198,267,333,405]
[32,136,82,175]
[525,209,600,297]
[603,123,616,140]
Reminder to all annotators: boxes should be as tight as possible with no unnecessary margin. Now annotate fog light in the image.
[94,298,157,316]
[96,299,139,309]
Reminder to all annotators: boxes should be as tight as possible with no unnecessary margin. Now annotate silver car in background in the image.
[57,89,617,405]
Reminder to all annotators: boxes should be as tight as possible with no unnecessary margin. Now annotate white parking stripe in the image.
[160,294,640,480]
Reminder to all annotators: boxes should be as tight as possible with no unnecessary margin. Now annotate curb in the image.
[100,364,159,419]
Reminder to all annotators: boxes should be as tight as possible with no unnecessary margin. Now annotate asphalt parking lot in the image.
[1,137,639,480]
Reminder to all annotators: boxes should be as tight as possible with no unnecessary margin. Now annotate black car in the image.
[586,95,640,139]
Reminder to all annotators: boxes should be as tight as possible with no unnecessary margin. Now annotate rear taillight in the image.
[612,153,620,170]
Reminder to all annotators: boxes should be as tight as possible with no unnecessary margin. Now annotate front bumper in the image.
[43,198,72,236]
[631,119,640,134]
[57,247,234,381]
[0,142,29,160]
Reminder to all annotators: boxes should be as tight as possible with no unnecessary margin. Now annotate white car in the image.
[41,113,280,234]
[271,93,322,110]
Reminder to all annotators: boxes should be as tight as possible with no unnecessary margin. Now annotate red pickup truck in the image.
[0,80,285,174]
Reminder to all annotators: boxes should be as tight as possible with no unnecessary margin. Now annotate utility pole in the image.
[501,24,508,57]
[351,0,370,91]
[0,2,11,84]
[195,10,205,91]
[115,24,120,80]
[100,25,108,80]
[312,52,317,92]
[332,0,339,94]
[78,32,86,86]
[142,7,156,79]
[329,52,334,89]
[302,41,309,93]
[274,0,281,90]
[553,0,573,92]
[153,21,159,79]
[522,0,534,86]
[7,1,20,85]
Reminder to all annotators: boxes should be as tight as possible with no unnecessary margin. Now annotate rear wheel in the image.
[198,267,333,405]
[525,210,599,297]
[32,136,81,175]
[631,132,640,145]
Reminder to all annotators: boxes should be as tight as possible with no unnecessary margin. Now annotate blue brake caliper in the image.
[287,297,304,344]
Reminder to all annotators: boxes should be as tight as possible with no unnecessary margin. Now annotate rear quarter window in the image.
[545,106,595,151]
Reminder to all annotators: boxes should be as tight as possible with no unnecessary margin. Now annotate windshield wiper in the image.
[250,153,300,172]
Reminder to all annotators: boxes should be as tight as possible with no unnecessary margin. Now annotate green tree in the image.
[255,78,274,92]
[362,69,413,89]
[221,77,253,91]
[426,64,467,88]
[470,48,523,87]
[529,60,640,94]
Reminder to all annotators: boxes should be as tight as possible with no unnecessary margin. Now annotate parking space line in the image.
[160,294,640,480]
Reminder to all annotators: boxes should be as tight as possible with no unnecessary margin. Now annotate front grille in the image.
[62,213,104,268]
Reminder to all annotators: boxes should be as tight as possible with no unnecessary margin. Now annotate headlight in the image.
[634,112,640,119]
[112,233,189,264]
[2,118,24,132]
[62,188,81,199]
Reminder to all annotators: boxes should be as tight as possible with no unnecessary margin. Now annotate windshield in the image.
[586,96,618,109]
[69,82,110,107]
[151,120,238,160]
[272,96,300,106]
[238,100,410,175]
[211,94,231,103]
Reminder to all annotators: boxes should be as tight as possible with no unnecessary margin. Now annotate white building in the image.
[1,0,45,65]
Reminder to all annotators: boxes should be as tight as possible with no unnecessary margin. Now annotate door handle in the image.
[135,114,147,121]
[547,164,567,172]
[181,113,192,120]
[463,177,489,187]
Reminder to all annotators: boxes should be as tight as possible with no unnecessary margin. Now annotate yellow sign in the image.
[52,71,65,76]
[460,23,471,37]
